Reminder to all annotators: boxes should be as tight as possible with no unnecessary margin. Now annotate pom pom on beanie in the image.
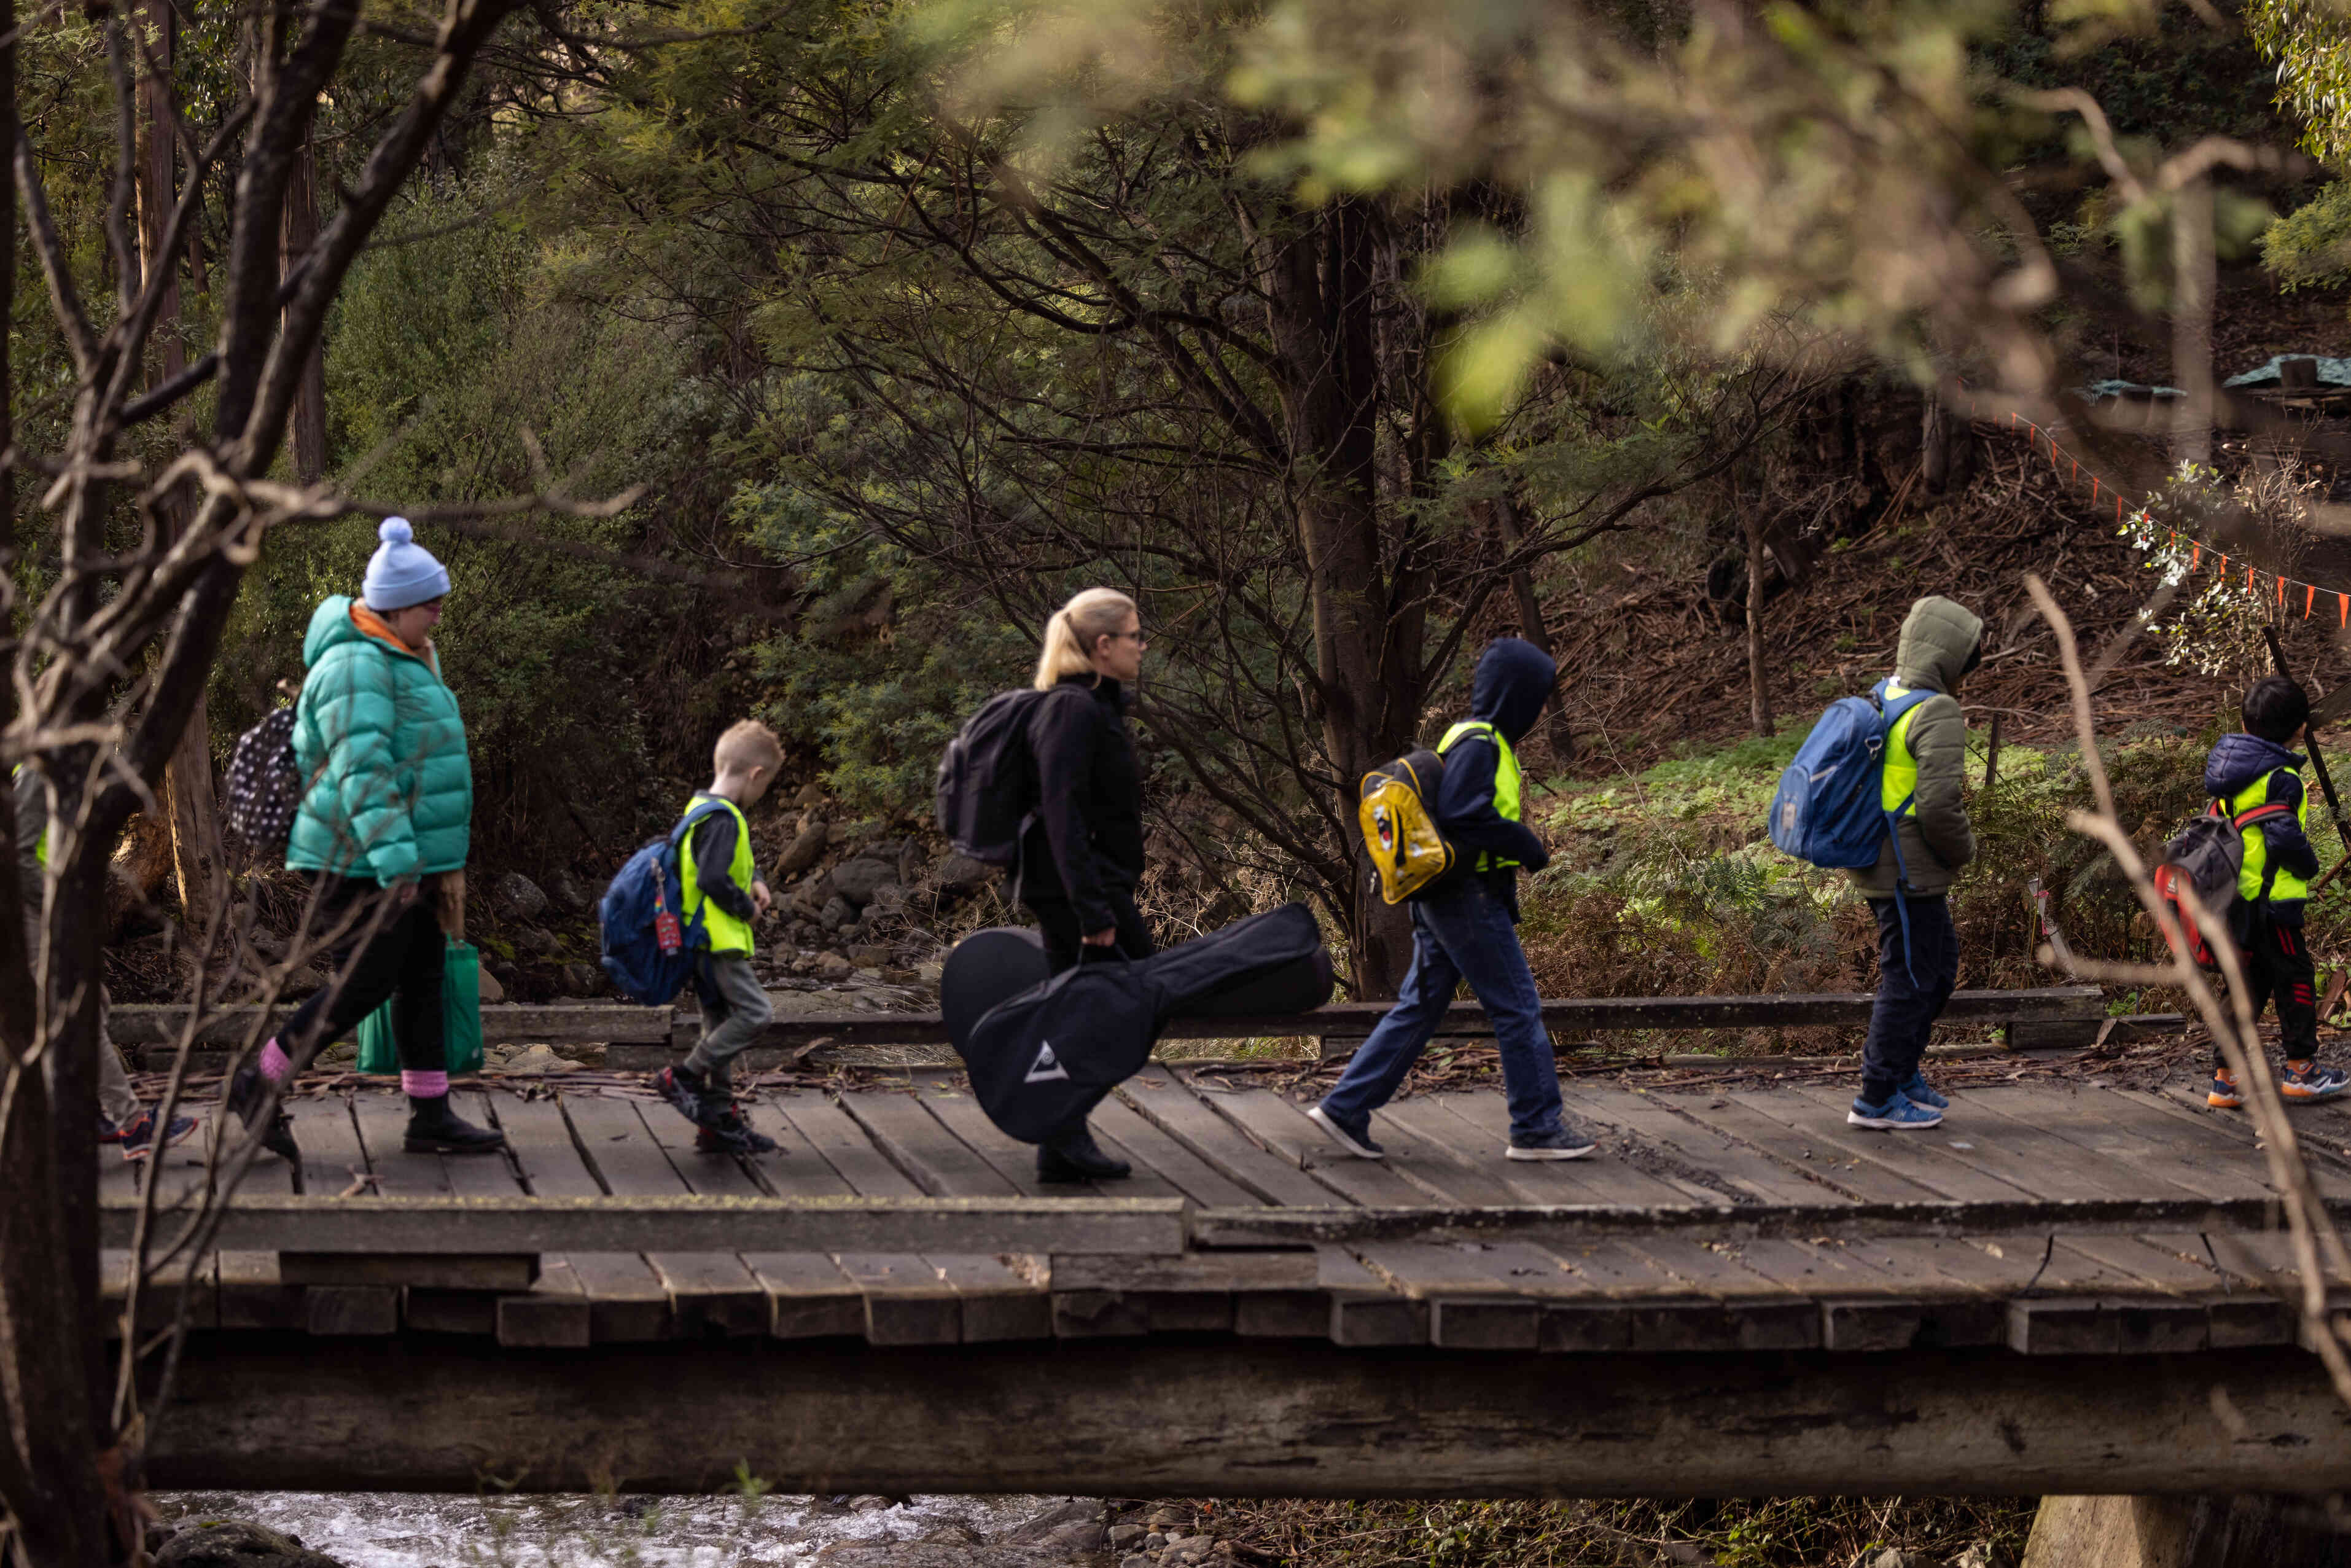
[362,515,450,610]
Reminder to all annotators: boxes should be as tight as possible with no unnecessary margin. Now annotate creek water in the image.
[154,1490,1086,1566]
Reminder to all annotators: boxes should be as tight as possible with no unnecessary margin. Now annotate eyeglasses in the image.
[1109,628,1149,646]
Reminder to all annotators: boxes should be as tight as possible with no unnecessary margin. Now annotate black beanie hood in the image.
[1469,637,1557,745]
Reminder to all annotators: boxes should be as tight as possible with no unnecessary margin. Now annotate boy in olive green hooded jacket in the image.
[1847,595,1983,1132]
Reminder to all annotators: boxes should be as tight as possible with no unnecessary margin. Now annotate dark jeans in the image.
[1322,875,1566,1142]
[684,950,774,1088]
[2226,915,2320,1067]
[1860,895,1959,1106]
[279,874,446,1075]
[1026,888,1153,975]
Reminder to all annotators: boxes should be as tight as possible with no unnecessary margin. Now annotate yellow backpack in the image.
[1358,748,1455,905]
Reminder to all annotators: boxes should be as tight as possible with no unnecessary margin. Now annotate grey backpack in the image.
[2153,800,2291,966]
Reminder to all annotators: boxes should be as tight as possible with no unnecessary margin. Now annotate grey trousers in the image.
[682,950,773,1088]
[22,909,141,1126]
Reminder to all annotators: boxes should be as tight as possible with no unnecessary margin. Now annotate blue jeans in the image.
[1321,875,1566,1141]
[1860,894,1959,1105]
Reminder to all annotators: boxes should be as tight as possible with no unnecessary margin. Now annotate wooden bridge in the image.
[110,986,2351,1500]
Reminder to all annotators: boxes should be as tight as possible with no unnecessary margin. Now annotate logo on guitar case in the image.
[1024,1041,1070,1083]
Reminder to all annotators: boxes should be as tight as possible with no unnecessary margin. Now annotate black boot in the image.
[1037,1124,1131,1183]
[225,1062,300,1163]
[404,1095,505,1154]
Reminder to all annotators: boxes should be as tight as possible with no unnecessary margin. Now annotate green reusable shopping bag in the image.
[354,939,485,1075]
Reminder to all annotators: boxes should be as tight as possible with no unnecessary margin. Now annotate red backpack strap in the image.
[2231,802,2294,829]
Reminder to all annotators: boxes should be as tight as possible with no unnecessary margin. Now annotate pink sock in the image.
[259,1039,292,1083]
[401,1071,449,1099]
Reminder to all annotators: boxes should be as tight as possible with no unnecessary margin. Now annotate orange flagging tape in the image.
[2194,544,2202,569]
[2307,584,2317,618]
[2279,574,2287,607]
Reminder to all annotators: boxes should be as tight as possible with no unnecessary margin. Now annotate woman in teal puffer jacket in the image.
[227,519,504,1160]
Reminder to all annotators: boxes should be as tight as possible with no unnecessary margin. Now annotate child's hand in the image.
[752,880,773,918]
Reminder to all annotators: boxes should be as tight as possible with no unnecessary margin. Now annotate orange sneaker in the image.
[2282,1060,2351,1102]
[2209,1068,2243,1109]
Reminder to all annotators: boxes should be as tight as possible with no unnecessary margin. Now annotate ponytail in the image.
[1033,587,1138,690]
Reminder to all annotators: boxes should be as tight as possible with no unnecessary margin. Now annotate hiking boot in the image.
[225,1061,300,1163]
[1507,1125,1599,1161]
[1038,1126,1131,1183]
[695,1101,778,1156]
[2209,1067,2245,1109]
[403,1096,506,1154]
[114,1110,198,1163]
[1847,1091,1943,1131]
[656,1063,730,1130]
[2283,1060,2351,1103]
[1308,1103,1385,1160]
[1898,1072,1950,1111]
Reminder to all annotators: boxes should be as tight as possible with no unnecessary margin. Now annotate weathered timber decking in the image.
[109,1061,2351,1355]
[124,1058,2351,1495]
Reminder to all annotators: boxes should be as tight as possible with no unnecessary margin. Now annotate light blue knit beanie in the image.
[361,517,450,610]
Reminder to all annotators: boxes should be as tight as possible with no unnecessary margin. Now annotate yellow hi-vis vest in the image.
[678,794,756,954]
[2232,768,2312,903]
[1878,681,1929,816]
[1438,720,1522,873]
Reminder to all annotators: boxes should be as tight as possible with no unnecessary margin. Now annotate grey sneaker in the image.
[1307,1104,1384,1160]
[1507,1125,1598,1161]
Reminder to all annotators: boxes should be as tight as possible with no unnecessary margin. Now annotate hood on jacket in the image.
[2207,731,2306,799]
[1470,637,1558,744]
[304,594,431,671]
[1893,596,1984,694]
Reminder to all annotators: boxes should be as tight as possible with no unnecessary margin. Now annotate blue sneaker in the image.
[1307,1103,1384,1160]
[1506,1124,1598,1161]
[113,1110,198,1163]
[1847,1091,1943,1131]
[2283,1060,2351,1104]
[1898,1073,1949,1110]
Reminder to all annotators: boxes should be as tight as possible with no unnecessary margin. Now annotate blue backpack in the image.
[1767,680,1938,975]
[598,800,732,1005]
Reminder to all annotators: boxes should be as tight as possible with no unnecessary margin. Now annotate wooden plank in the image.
[841,1089,1023,1198]
[114,1002,676,1047]
[1320,1244,1424,1347]
[918,1089,1187,1203]
[1657,1094,1944,1204]
[492,1096,665,1344]
[776,1096,926,1199]
[278,1254,533,1290]
[302,1284,396,1336]
[1084,1094,1265,1209]
[1963,1086,2279,1204]
[1115,1069,1349,1207]
[1352,1103,1543,1209]
[1781,1083,2152,1205]
[1608,1235,1820,1351]
[1412,1092,1702,1207]
[290,1094,373,1200]
[1573,1088,1846,1207]
[147,1337,2351,1497]
[835,1254,961,1345]
[498,1257,591,1349]
[1727,1088,2038,1203]
[564,1095,765,1338]
[349,1091,454,1198]
[217,1251,303,1332]
[1190,1083,1430,1206]
[101,1249,217,1332]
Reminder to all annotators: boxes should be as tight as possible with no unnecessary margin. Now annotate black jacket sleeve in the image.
[1434,733,1549,872]
[2264,771,2324,881]
[1029,688,1113,929]
[688,811,759,923]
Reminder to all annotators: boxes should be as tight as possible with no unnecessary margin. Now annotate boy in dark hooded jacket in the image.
[1310,638,1596,1161]
[2205,676,2347,1107]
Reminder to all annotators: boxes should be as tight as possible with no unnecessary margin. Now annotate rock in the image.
[775,816,830,879]
[1167,1535,1213,1555]
[793,780,827,809]
[848,1495,900,1513]
[917,960,944,984]
[543,870,591,915]
[1868,1552,1908,1568]
[1952,1549,1993,1568]
[514,925,559,957]
[1121,1558,1152,1568]
[936,853,996,891]
[818,895,854,932]
[502,1043,582,1076]
[832,856,900,908]
[1108,1526,1146,1547]
[1147,1511,1179,1529]
[883,966,919,984]
[849,944,894,966]
[789,870,836,919]
[477,962,506,1004]
[559,961,601,997]
[494,872,550,921]
[814,951,855,981]
[1145,1534,1168,1550]
[865,882,909,918]
[155,1519,350,1568]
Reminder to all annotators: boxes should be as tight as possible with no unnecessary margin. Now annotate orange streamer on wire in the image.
[2307,584,2317,618]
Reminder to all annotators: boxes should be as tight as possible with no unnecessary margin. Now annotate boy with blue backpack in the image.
[2202,676,2349,1108]
[652,719,782,1154]
[1771,595,1982,1131]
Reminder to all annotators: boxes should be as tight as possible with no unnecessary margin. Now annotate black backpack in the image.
[224,706,302,858]
[935,687,1053,865]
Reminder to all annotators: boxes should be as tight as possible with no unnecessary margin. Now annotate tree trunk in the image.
[1491,494,1573,767]
[281,137,327,485]
[2172,173,2216,468]
[1743,507,1774,737]
[138,2,224,942]
[1920,392,1976,493]
[2024,1495,2351,1567]
[1266,203,1416,998]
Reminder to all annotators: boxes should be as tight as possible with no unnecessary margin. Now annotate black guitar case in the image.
[941,902,1333,1143]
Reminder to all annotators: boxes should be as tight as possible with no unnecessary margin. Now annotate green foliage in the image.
[2248,0,2351,163]
[2263,181,2351,291]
